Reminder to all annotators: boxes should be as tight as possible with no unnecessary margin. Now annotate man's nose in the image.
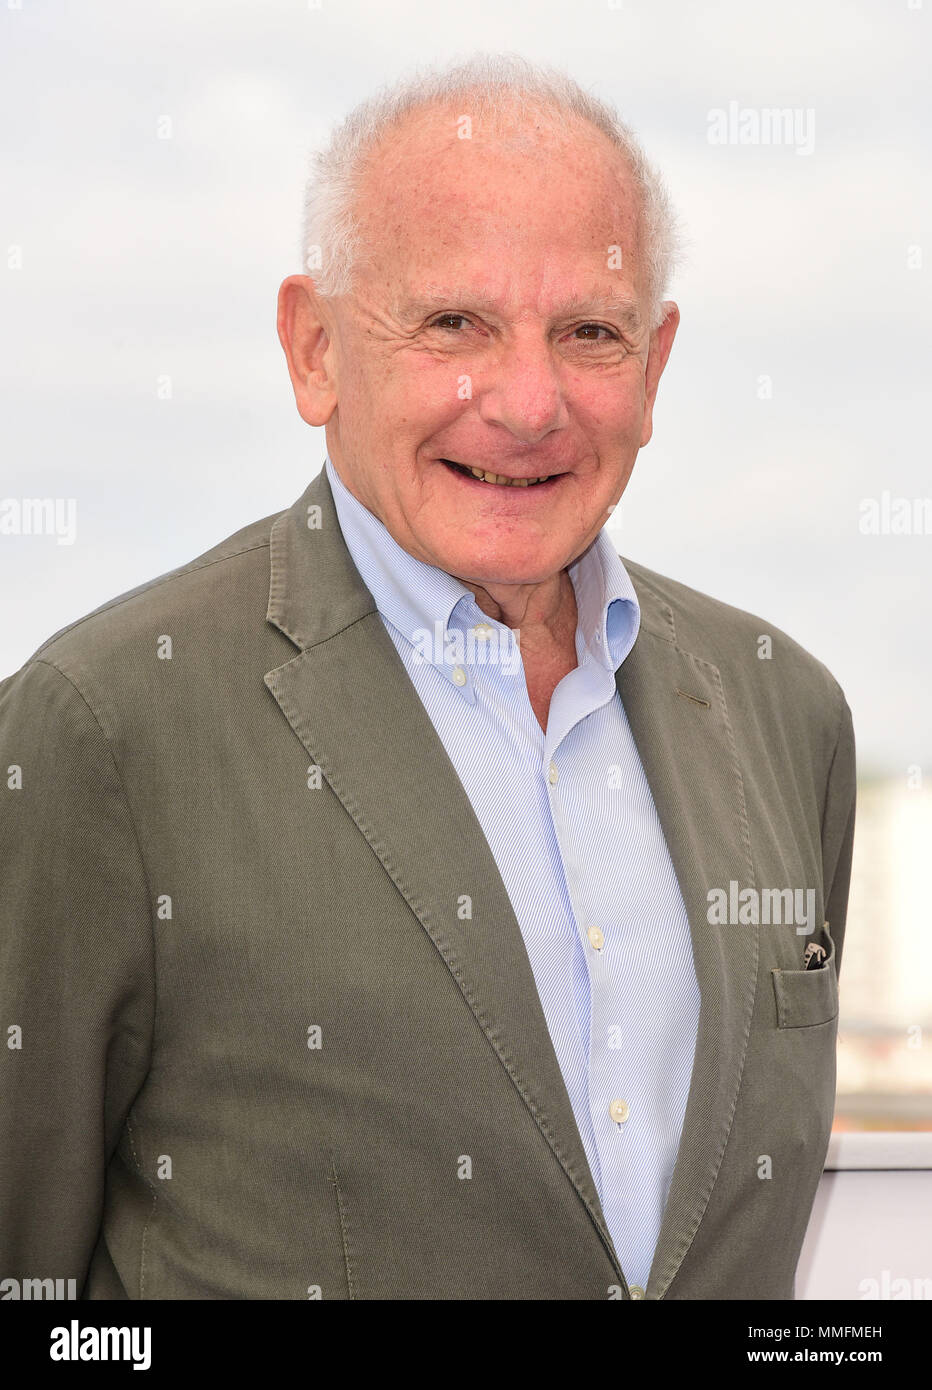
[476,338,570,444]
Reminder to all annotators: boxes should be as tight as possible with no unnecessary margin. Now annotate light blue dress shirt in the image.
[325,454,701,1293]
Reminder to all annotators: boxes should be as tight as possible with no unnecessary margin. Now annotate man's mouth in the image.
[439,459,564,488]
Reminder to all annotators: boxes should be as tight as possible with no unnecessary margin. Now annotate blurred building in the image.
[835,776,932,1131]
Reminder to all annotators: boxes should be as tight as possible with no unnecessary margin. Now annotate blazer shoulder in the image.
[6,507,285,695]
[621,555,849,735]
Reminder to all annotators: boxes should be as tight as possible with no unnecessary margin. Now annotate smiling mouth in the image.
[440,459,563,488]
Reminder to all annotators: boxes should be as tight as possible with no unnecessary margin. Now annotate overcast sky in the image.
[1,0,929,773]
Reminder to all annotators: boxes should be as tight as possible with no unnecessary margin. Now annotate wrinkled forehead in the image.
[350,99,645,303]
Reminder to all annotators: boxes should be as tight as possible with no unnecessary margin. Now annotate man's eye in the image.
[573,323,618,341]
[424,316,619,342]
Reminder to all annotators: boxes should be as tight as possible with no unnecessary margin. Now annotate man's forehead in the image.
[355,103,647,322]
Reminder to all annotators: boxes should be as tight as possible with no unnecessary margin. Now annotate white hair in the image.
[300,52,682,330]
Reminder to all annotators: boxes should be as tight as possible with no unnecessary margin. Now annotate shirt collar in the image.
[325,453,640,682]
[569,526,641,673]
[325,455,473,648]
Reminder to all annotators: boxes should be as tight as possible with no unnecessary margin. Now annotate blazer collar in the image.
[265,468,759,1300]
[266,468,376,649]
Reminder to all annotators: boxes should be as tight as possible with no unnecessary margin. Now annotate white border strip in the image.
[825,1131,932,1170]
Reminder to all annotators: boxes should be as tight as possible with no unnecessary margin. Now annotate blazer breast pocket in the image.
[771,922,839,1029]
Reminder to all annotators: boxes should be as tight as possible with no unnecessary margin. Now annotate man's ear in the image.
[640,301,680,448]
[276,275,338,427]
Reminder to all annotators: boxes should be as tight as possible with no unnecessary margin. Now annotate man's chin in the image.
[439,548,574,591]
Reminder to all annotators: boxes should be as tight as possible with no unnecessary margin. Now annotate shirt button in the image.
[471,622,495,639]
[587,926,604,951]
[609,1098,630,1124]
[548,762,558,786]
[452,666,467,686]
[629,1285,645,1300]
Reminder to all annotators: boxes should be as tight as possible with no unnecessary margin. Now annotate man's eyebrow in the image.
[393,290,643,332]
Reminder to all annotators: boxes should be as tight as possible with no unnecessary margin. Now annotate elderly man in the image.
[0,55,854,1301]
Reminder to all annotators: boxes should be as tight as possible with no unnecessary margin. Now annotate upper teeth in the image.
[467,467,550,487]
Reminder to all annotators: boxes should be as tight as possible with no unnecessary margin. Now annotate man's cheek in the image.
[404,376,467,431]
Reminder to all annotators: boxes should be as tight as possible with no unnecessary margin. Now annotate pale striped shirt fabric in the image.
[325,454,701,1293]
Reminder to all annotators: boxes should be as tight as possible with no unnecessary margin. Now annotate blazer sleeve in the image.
[820,690,857,980]
[0,657,155,1292]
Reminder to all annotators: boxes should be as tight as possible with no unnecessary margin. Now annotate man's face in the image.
[283,105,678,588]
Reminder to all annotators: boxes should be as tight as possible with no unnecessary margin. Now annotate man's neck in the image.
[460,568,578,658]
[460,570,580,734]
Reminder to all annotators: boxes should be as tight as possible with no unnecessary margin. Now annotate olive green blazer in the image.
[0,466,856,1299]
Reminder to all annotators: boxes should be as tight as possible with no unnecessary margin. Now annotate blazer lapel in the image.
[263,469,628,1289]
[616,571,759,1300]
